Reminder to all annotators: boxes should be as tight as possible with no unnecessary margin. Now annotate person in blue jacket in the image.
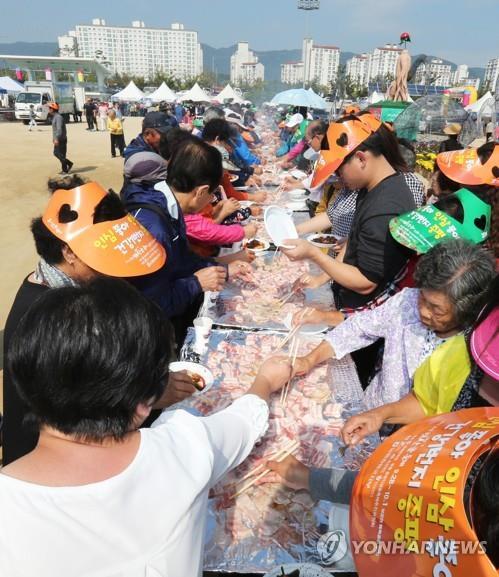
[124,111,177,161]
[122,134,251,344]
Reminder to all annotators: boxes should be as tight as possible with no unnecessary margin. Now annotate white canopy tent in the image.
[368,91,384,105]
[0,76,24,93]
[180,82,210,103]
[465,91,494,114]
[112,81,145,102]
[148,82,177,103]
[215,84,244,104]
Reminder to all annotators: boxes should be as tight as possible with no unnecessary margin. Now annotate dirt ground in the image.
[0,116,143,329]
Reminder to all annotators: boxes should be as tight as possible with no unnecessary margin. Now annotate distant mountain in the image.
[0,42,486,83]
[0,41,58,56]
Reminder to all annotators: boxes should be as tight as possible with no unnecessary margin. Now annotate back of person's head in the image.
[413,239,496,328]
[472,448,499,568]
[31,187,127,265]
[7,277,171,442]
[202,118,232,143]
[352,115,408,172]
[167,139,223,194]
[397,137,416,171]
[307,119,328,138]
[159,128,197,161]
[47,174,87,194]
[203,106,225,124]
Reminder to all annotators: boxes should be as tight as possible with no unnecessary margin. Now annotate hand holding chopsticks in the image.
[231,439,299,498]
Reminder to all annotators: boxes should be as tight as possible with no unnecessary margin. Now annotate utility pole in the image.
[297,0,319,88]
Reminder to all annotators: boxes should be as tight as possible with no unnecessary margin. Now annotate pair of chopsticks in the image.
[231,439,299,498]
[276,287,297,308]
[280,336,299,408]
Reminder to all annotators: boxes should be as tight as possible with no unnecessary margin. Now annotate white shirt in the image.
[0,395,268,577]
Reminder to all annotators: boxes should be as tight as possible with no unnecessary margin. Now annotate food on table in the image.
[313,235,337,245]
[188,371,206,391]
[175,330,345,565]
[246,239,266,250]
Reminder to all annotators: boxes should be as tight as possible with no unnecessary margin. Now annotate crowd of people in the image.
[1,99,498,576]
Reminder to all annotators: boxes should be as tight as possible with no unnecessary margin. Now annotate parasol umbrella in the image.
[270,88,327,109]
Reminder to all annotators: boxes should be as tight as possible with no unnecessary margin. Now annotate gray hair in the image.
[203,106,225,123]
[414,239,496,328]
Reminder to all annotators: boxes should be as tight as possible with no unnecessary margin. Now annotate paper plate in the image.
[168,361,214,395]
[289,188,307,200]
[290,168,308,180]
[244,237,270,253]
[264,205,298,249]
[284,312,328,335]
[307,233,340,248]
[286,201,308,211]
[264,563,332,577]
[234,185,250,191]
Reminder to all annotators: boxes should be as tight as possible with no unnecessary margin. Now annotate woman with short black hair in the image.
[0,277,290,577]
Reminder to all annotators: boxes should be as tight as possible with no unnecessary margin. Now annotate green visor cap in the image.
[389,188,491,254]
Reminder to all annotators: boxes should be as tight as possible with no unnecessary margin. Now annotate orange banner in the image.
[350,408,499,576]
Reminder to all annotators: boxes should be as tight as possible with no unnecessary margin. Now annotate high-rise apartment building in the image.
[345,53,368,86]
[281,61,305,84]
[58,19,203,80]
[302,38,340,86]
[230,42,264,85]
[484,57,499,90]
[415,58,452,86]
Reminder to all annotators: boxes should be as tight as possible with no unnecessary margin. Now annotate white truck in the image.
[15,81,80,123]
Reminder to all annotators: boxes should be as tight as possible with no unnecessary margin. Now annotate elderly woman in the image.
[1,278,291,577]
[292,239,496,409]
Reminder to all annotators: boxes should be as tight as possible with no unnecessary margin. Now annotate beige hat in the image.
[443,123,462,135]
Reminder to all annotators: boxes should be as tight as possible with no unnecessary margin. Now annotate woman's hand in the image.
[292,273,327,292]
[280,239,319,262]
[220,198,240,218]
[254,357,293,394]
[251,190,267,203]
[154,371,197,408]
[267,454,310,491]
[341,409,385,447]
[250,206,262,217]
[243,222,258,239]
[292,307,324,327]
[228,261,253,282]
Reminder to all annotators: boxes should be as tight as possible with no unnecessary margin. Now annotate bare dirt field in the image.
[0,116,143,328]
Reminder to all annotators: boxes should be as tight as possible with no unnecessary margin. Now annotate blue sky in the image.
[0,0,497,66]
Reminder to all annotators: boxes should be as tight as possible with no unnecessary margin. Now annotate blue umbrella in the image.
[270,88,327,109]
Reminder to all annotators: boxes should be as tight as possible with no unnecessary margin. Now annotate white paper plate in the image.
[306,233,340,248]
[290,169,308,180]
[234,185,250,191]
[284,312,328,335]
[286,201,308,211]
[239,200,254,208]
[264,205,298,249]
[264,563,331,577]
[168,362,214,395]
[289,188,307,200]
[244,237,270,253]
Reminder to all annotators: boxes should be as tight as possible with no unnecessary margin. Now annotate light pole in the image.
[297,0,319,89]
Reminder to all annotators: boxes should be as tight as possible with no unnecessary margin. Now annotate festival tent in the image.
[215,84,244,104]
[465,91,494,115]
[0,76,24,93]
[148,82,177,103]
[112,81,145,102]
[180,82,210,102]
[270,88,328,109]
[367,91,384,105]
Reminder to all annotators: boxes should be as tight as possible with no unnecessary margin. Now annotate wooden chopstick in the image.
[274,324,300,353]
[231,440,299,498]
[282,337,300,407]
[236,439,298,484]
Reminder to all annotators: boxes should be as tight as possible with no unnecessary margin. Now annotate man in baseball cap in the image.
[124,111,178,161]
